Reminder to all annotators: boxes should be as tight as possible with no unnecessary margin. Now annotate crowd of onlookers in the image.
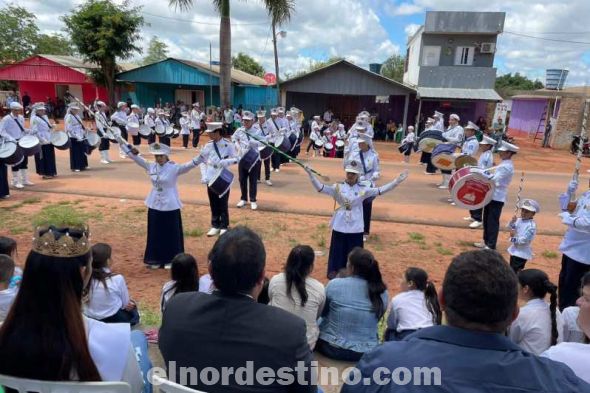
[0,224,589,392]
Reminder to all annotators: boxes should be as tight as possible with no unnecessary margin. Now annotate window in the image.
[455,46,475,66]
[422,46,441,66]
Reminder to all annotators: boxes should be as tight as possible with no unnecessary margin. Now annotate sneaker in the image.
[424,171,435,175]
[447,198,453,202]
[219,229,228,236]
[236,200,247,208]
[438,184,447,189]
[251,202,258,210]
[207,228,220,237]
[469,221,483,229]
[450,202,456,206]
[14,182,24,189]
[463,217,475,221]
[164,263,172,270]
[265,180,273,186]
[275,168,280,173]
[100,159,110,164]
[74,169,81,172]
[147,264,160,270]
[473,242,488,249]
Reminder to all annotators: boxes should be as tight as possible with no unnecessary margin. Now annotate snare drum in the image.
[0,140,25,165]
[208,167,234,197]
[155,124,166,136]
[454,154,478,169]
[240,148,260,172]
[126,122,140,136]
[165,126,174,136]
[313,139,324,150]
[18,135,41,157]
[324,142,334,153]
[274,135,292,153]
[50,131,71,150]
[258,145,273,161]
[417,130,445,153]
[139,124,152,139]
[431,143,457,171]
[449,167,495,210]
[335,140,345,151]
[86,132,100,148]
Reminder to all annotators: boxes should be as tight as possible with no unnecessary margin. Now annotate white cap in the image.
[407,125,415,131]
[519,198,540,213]
[271,109,278,116]
[148,143,171,156]
[344,160,361,174]
[68,104,80,110]
[131,104,140,109]
[205,122,223,133]
[147,108,155,114]
[33,102,46,110]
[313,115,320,120]
[9,102,23,110]
[480,135,497,145]
[193,102,200,107]
[256,110,266,118]
[96,101,106,107]
[359,111,370,117]
[434,111,443,118]
[426,117,435,124]
[117,102,127,109]
[358,134,373,144]
[450,113,460,121]
[242,111,255,121]
[497,141,519,153]
[465,121,479,131]
[338,124,345,129]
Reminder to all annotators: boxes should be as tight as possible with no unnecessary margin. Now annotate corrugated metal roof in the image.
[174,59,267,86]
[417,87,502,101]
[39,55,138,73]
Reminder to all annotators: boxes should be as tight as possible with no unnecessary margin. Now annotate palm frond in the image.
[263,0,295,26]
[168,0,195,12]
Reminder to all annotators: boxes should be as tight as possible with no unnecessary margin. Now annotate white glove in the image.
[397,169,409,182]
[568,180,578,195]
[200,178,208,184]
[559,211,575,226]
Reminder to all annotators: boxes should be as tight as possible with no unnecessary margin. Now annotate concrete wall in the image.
[404,31,422,86]
[424,11,505,34]
[552,96,587,149]
[421,34,497,67]
[418,66,497,89]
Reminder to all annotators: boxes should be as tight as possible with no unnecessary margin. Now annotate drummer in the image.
[232,111,265,211]
[255,110,273,186]
[190,103,204,149]
[287,110,302,158]
[420,116,438,174]
[122,142,202,269]
[30,103,57,179]
[474,141,518,250]
[64,104,89,172]
[322,129,334,158]
[0,102,29,189]
[144,108,157,144]
[199,122,238,237]
[439,113,464,190]
[155,110,171,146]
[304,160,408,278]
[127,104,142,149]
[335,124,346,159]
[465,135,497,228]
[268,109,283,172]
[111,102,129,159]
[179,111,191,149]
[306,116,322,156]
[400,125,415,164]
[94,101,113,164]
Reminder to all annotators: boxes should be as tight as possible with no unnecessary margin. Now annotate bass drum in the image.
[417,130,445,153]
[449,167,495,210]
[139,124,153,139]
[0,140,25,165]
[18,135,41,157]
[208,167,234,197]
[431,143,456,171]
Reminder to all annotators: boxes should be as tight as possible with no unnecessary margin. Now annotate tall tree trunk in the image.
[104,58,116,106]
[219,0,231,108]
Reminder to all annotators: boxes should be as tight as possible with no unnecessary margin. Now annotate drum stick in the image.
[513,171,525,216]
[244,130,330,181]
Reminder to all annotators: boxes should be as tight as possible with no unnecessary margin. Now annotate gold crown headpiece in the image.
[32,225,91,257]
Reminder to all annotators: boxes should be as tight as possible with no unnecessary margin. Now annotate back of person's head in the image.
[90,243,113,291]
[210,226,265,295]
[285,245,315,307]
[0,226,100,381]
[257,277,270,304]
[443,250,517,332]
[0,237,17,257]
[582,272,590,290]
[518,269,559,345]
[348,247,387,319]
[0,254,15,284]
[171,253,199,294]
[405,267,442,325]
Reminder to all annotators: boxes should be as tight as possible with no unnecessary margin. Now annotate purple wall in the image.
[508,98,547,136]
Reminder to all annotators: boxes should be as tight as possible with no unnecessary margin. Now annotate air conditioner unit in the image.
[480,43,496,54]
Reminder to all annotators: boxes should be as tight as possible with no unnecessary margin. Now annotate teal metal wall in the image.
[234,86,277,111]
[117,59,220,86]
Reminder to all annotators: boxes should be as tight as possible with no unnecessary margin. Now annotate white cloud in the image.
[385,2,424,16]
[404,23,421,38]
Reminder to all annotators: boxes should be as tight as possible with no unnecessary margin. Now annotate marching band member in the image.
[420,116,438,174]
[432,111,444,131]
[474,141,518,250]
[179,111,191,149]
[144,108,157,144]
[190,103,203,149]
[353,134,381,242]
[199,122,238,237]
[0,149,8,198]
[400,126,415,164]
[438,113,464,189]
[30,103,57,179]
[446,121,480,205]
[267,109,283,172]
[122,142,202,269]
[94,101,113,164]
[558,176,590,310]
[276,108,290,165]
[65,104,89,172]
[507,199,539,273]
[358,112,374,138]
[232,111,265,210]
[155,110,171,146]
[127,104,142,148]
[465,135,497,228]
[255,110,273,186]
[335,123,346,159]
[304,161,408,278]
[111,102,129,159]
[286,111,299,159]
[321,129,333,158]
[0,102,29,188]
[307,122,322,158]
[344,124,366,161]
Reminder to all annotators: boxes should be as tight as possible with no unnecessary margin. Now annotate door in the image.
[55,84,83,101]
[175,89,204,106]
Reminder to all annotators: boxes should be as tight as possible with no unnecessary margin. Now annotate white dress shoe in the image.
[473,242,488,249]
[219,229,228,235]
[206,228,220,237]
[265,180,273,186]
[236,200,247,208]
[251,202,258,210]
[469,221,483,229]
[463,217,475,221]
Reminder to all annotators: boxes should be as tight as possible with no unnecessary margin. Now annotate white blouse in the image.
[509,298,563,355]
[560,306,586,343]
[541,342,590,384]
[388,290,436,332]
[84,271,129,320]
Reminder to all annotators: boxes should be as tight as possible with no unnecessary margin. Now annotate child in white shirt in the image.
[161,253,208,312]
[84,243,139,325]
[507,199,539,273]
[0,254,18,321]
[400,126,416,163]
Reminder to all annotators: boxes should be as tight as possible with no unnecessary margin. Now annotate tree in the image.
[495,73,544,97]
[380,54,405,83]
[142,36,169,65]
[232,52,265,77]
[0,6,39,62]
[34,34,76,56]
[288,56,345,79]
[169,0,294,107]
[62,0,144,105]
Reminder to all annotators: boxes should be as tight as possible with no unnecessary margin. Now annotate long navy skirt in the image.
[69,138,88,171]
[0,164,9,198]
[145,208,184,266]
[35,144,57,177]
[327,230,364,279]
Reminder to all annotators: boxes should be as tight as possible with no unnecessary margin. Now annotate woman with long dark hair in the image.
[160,253,200,312]
[560,272,590,343]
[268,245,326,349]
[317,247,388,361]
[384,267,441,341]
[0,225,143,391]
[509,269,562,355]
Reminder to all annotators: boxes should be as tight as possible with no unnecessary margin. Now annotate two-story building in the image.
[403,11,505,130]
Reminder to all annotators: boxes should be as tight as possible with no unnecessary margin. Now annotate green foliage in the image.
[232,52,265,77]
[495,73,545,97]
[263,0,295,26]
[286,56,345,79]
[380,54,405,83]
[32,204,92,228]
[35,34,76,56]
[542,250,558,259]
[436,246,453,256]
[0,6,39,62]
[142,36,168,66]
[184,228,204,237]
[140,307,161,328]
[408,232,425,242]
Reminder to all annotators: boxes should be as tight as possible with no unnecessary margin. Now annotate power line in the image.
[141,10,269,26]
[508,31,590,35]
[504,31,590,45]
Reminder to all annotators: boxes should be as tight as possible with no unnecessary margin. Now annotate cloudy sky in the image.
[18,0,590,85]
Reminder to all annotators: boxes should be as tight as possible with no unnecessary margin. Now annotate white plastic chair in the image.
[150,376,207,393]
[0,374,131,393]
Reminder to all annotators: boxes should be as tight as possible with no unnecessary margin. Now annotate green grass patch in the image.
[32,204,98,228]
[316,235,326,248]
[456,240,474,248]
[436,246,453,256]
[56,200,71,206]
[542,250,558,259]
[133,207,146,214]
[288,238,298,248]
[184,228,204,237]
[434,242,442,247]
[408,232,425,244]
[22,196,42,205]
[9,227,28,235]
[316,223,328,231]
[140,307,161,328]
